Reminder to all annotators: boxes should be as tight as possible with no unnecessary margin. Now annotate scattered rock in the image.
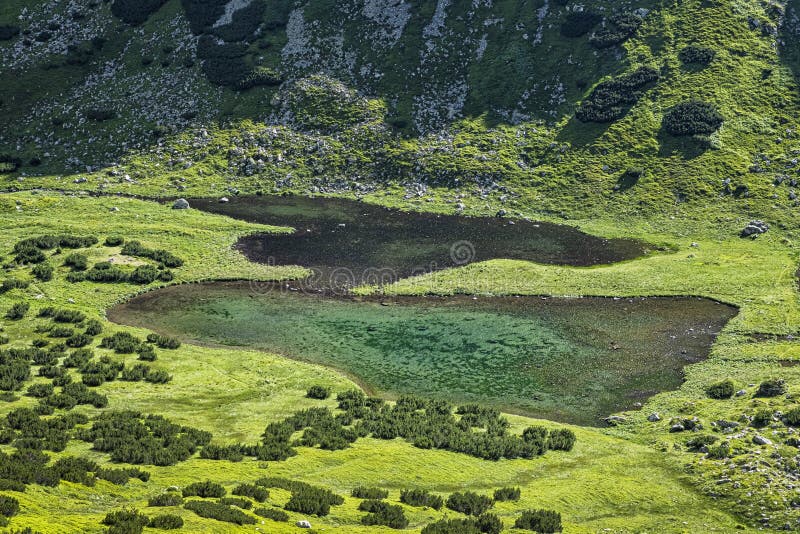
[496,209,507,217]
[172,198,190,210]
[647,412,661,422]
[735,389,747,397]
[753,435,772,446]
[219,197,229,203]
[741,220,769,238]
[296,520,312,529]
[670,424,685,433]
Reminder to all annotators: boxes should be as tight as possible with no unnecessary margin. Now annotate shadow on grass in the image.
[656,130,709,160]
[555,116,615,148]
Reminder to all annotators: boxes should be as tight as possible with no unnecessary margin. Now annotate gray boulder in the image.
[172,198,190,210]
[647,412,661,422]
[741,220,769,237]
[753,435,772,446]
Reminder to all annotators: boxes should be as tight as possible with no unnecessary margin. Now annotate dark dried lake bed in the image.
[188,195,651,289]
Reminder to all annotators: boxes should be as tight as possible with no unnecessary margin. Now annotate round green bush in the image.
[705,378,735,399]
[662,100,723,136]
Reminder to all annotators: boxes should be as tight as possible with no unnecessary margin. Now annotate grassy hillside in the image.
[0,0,799,532]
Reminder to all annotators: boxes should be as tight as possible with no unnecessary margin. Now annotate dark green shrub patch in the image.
[679,45,716,65]
[14,246,46,265]
[446,492,494,516]
[111,0,168,25]
[0,279,29,293]
[58,382,108,408]
[287,407,359,451]
[198,443,244,462]
[121,364,151,382]
[576,67,659,123]
[184,500,256,525]
[0,496,19,518]
[96,466,150,485]
[37,364,63,379]
[590,13,643,48]
[63,253,88,271]
[15,235,97,252]
[85,320,103,337]
[756,378,787,397]
[706,378,736,399]
[74,263,129,283]
[254,507,288,522]
[662,100,723,136]
[686,435,718,452]
[515,509,563,532]
[783,406,800,426]
[236,66,283,90]
[422,519,480,534]
[0,447,59,489]
[706,442,731,459]
[751,408,774,428]
[0,479,26,492]
[121,241,183,268]
[31,263,53,281]
[360,500,409,529]
[138,346,157,362]
[104,236,125,247]
[493,486,521,501]
[183,480,226,498]
[101,508,150,533]
[148,492,184,507]
[232,483,269,502]
[548,428,576,451]
[352,486,388,500]
[5,302,29,321]
[255,477,344,517]
[79,411,212,466]
[146,334,181,349]
[100,332,143,354]
[560,11,602,37]
[144,369,172,384]
[306,385,331,399]
[49,326,75,338]
[148,514,183,529]
[64,348,93,368]
[219,497,252,509]
[39,307,86,324]
[66,334,92,348]
[80,357,123,386]
[400,489,443,509]
[0,350,32,391]
[129,265,160,285]
[26,384,54,398]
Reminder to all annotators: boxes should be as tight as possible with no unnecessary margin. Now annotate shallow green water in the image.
[110,282,736,425]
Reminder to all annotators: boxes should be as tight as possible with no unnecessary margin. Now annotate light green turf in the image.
[0,191,756,533]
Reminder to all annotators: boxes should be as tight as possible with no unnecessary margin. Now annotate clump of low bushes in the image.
[706,378,735,399]
[515,509,563,532]
[679,45,716,65]
[662,100,723,136]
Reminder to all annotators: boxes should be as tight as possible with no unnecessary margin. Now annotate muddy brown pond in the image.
[111,196,737,425]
